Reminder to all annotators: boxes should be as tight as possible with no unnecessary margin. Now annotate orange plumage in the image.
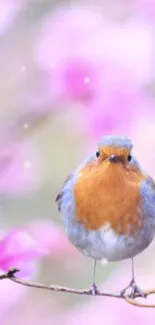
[74,146,146,235]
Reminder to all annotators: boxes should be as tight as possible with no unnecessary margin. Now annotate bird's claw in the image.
[89,282,100,296]
[130,282,146,299]
[120,279,146,299]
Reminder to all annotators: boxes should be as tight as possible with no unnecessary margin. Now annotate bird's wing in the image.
[55,172,75,211]
[140,174,155,225]
[145,174,155,192]
[55,153,96,212]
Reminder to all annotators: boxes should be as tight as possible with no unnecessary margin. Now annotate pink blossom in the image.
[34,5,152,137]
[35,4,104,103]
[0,229,40,276]
[97,18,153,85]
[27,219,77,258]
[128,0,155,24]
[35,6,152,105]
[0,141,43,196]
[49,57,97,102]
[0,0,25,36]
[138,1,155,23]
[35,4,104,71]
[82,61,143,138]
[0,228,41,316]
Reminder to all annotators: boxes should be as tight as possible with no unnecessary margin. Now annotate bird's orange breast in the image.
[73,161,146,235]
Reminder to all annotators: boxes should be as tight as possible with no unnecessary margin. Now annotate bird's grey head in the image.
[95,135,136,165]
[98,135,133,150]
[96,135,143,172]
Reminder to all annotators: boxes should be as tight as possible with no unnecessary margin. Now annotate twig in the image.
[0,268,19,280]
[2,268,155,308]
[125,296,155,308]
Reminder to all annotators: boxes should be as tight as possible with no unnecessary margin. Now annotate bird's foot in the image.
[89,282,100,296]
[120,279,146,299]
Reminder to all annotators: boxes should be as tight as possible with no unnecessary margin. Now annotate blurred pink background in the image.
[0,0,155,324]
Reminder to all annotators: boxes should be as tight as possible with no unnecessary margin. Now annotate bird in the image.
[56,135,155,298]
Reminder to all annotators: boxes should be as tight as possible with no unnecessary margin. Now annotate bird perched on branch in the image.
[56,135,155,298]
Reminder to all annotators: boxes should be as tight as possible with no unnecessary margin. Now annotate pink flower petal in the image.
[82,61,143,138]
[35,4,104,71]
[0,226,40,316]
[0,229,41,277]
[128,0,155,24]
[50,57,97,102]
[35,6,152,97]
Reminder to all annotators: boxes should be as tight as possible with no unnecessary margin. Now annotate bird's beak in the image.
[108,155,121,163]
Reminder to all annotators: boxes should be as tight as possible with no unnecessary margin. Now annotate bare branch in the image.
[0,268,19,280]
[11,276,121,298]
[124,296,155,308]
[1,268,155,308]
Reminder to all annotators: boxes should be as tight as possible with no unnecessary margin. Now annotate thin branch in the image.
[2,268,155,308]
[11,277,121,298]
[0,268,20,280]
[125,296,155,308]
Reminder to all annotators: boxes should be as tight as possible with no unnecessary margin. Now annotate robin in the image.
[56,135,155,298]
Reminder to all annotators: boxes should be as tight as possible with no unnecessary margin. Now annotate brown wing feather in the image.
[55,173,73,211]
[146,175,155,192]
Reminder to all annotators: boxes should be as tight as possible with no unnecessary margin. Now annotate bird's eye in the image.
[96,150,100,158]
[128,154,132,162]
